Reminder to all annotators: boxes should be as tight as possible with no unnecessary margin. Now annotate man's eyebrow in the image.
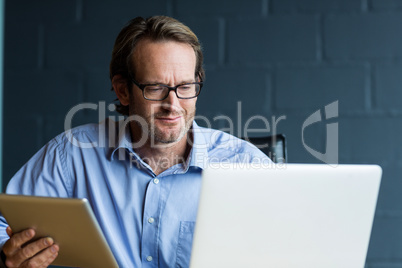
[141,80,196,85]
[178,80,197,84]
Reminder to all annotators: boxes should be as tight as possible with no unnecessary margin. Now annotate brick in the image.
[338,114,402,163]
[227,15,318,63]
[5,0,76,23]
[374,163,402,213]
[45,21,122,70]
[86,70,116,103]
[275,64,368,112]
[273,113,326,163]
[366,262,402,268]
[47,18,219,70]
[366,217,402,260]
[390,118,402,162]
[177,18,222,65]
[2,116,43,189]
[196,67,271,136]
[4,70,83,115]
[4,21,39,70]
[371,0,402,9]
[325,13,402,59]
[338,117,395,163]
[80,21,123,71]
[275,114,398,165]
[272,112,370,165]
[85,70,120,125]
[175,0,263,17]
[82,0,167,22]
[374,64,402,112]
[43,116,65,145]
[272,0,363,13]
[44,23,83,69]
[44,114,101,146]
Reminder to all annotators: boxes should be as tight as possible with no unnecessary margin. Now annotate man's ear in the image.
[112,74,130,106]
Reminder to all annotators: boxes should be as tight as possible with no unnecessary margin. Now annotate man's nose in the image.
[163,90,180,105]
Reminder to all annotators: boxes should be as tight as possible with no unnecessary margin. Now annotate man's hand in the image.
[2,227,59,268]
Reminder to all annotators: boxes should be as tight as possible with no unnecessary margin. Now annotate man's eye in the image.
[147,86,164,92]
[178,85,192,91]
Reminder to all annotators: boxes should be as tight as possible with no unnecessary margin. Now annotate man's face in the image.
[129,39,198,146]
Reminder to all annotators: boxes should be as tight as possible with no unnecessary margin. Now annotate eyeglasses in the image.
[132,79,203,101]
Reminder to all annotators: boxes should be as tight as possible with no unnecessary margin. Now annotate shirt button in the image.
[146,256,153,262]
[153,178,159,184]
[148,217,155,224]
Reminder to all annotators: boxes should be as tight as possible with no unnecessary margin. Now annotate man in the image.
[0,16,270,267]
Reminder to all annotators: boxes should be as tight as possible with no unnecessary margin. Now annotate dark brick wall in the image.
[3,0,402,266]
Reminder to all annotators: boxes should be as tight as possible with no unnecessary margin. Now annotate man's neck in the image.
[133,133,192,176]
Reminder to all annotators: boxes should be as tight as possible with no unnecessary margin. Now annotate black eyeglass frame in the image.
[131,78,203,101]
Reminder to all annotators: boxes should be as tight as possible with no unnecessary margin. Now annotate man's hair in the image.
[110,16,205,116]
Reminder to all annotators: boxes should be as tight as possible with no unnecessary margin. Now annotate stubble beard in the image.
[149,109,195,146]
[129,100,196,148]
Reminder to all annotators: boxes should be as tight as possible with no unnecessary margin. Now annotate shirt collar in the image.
[110,121,136,161]
[185,121,208,170]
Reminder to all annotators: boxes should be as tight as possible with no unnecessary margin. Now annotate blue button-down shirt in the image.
[0,119,270,267]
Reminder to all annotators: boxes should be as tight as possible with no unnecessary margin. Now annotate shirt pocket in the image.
[175,221,196,268]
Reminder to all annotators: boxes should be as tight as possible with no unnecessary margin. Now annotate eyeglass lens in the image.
[144,84,200,100]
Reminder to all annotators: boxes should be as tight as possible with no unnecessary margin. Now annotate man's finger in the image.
[4,236,56,268]
[21,244,59,268]
[2,229,35,256]
[6,226,13,237]
[18,237,55,259]
[39,245,59,268]
[21,237,54,260]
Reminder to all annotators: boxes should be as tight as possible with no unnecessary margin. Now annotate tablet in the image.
[0,194,118,268]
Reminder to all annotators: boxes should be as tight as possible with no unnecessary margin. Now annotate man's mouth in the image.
[154,114,183,123]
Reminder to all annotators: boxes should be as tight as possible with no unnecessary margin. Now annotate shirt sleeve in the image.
[5,137,72,197]
[0,216,8,266]
[0,137,73,249]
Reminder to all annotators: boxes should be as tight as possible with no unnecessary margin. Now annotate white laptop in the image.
[190,164,382,268]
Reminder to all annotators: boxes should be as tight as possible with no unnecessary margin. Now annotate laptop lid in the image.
[190,164,382,268]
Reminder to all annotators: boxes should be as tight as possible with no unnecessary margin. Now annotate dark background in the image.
[3,0,402,266]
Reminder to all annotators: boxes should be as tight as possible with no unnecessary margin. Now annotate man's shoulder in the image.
[193,123,269,160]
[53,122,101,143]
[193,125,241,145]
[51,119,118,150]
